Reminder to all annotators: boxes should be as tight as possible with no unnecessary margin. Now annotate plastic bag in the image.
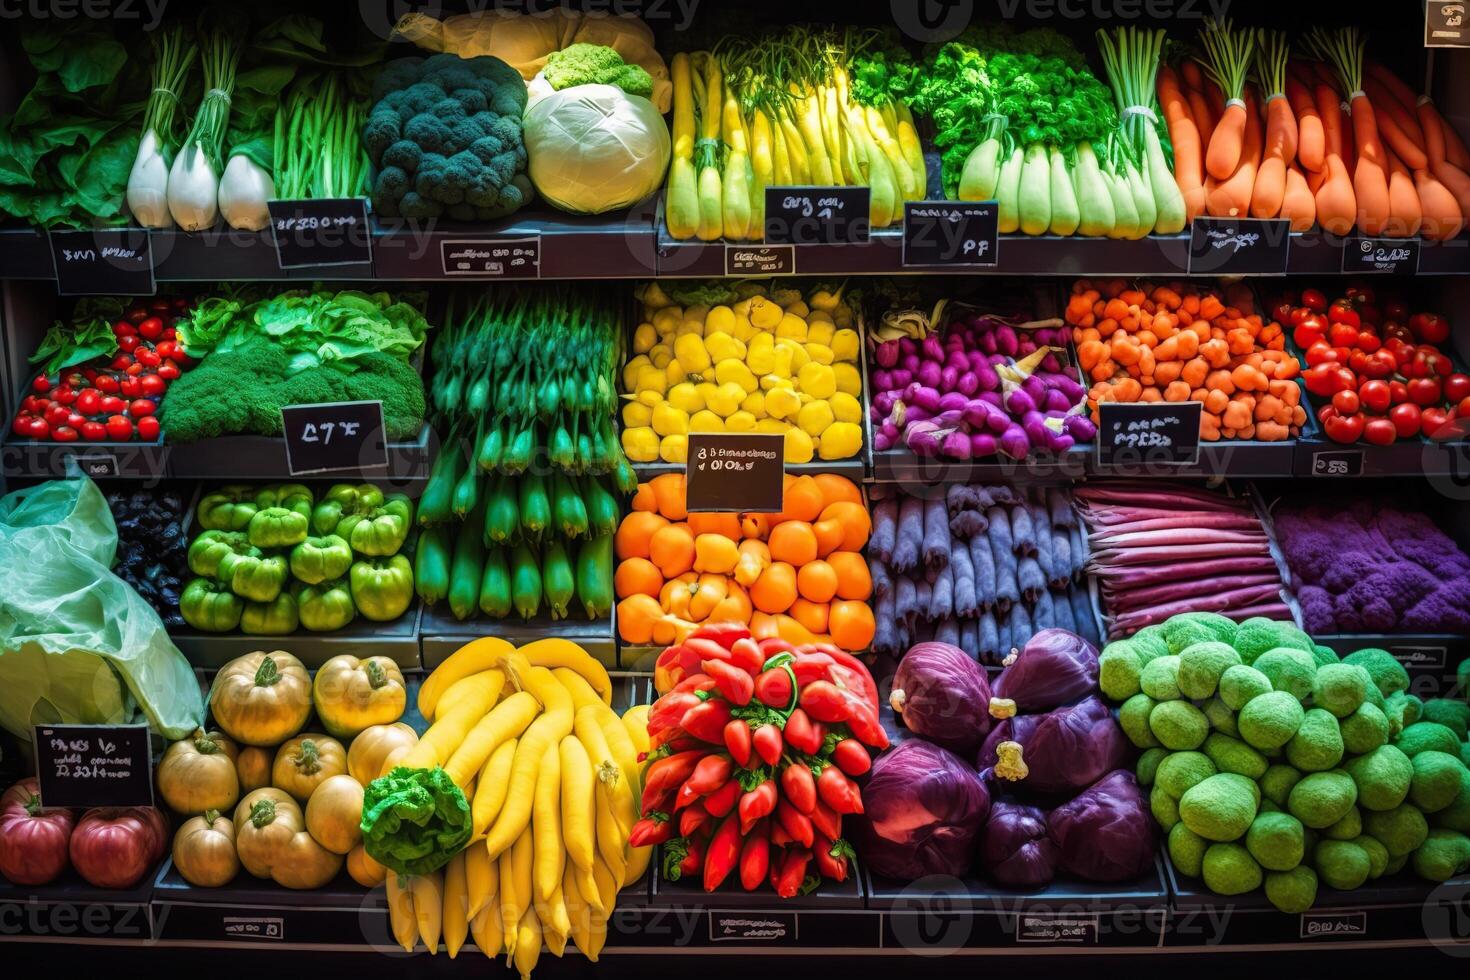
[1047,770,1157,882]
[0,472,203,740]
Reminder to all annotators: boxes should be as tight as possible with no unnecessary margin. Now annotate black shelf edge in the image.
[170,604,423,670]
[0,868,159,940]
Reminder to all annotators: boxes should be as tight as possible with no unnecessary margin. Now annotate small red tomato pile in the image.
[13,297,193,443]
[1280,285,1470,445]
[632,623,887,897]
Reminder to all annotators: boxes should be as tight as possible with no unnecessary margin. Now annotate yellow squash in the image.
[209,651,312,746]
[171,810,240,887]
[312,655,407,739]
[272,733,347,803]
[304,773,364,854]
[346,722,419,785]
[157,728,240,815]
[233,787,343,889]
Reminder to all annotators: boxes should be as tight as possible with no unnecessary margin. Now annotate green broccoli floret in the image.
[364,111,404,161]
[543,43,654,98]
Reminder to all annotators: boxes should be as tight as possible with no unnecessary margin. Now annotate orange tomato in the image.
[825,551,872,601]
[615,511,669,561]
[648,524,696,578]
[795,560,839,603]
[750,561,798,614]
[767,521,818,566]
[828,600,875,650]
[614,557,662,598]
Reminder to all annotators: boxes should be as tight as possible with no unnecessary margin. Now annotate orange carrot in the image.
[1286,78,1324,172]
[1200,19,1254,180]
[1280,162,1317,231]
[1367,62,1420,116]
[1347,97,1391,233]
[1208,90,1262,217]
[1413,168,1465,240]
[1314,84,1356,233]
[1180,60,1218,149]
[1249,32,1295,219]
[1207,99,1248,181]
[1364,81,1429,170]
[1159,66,1206,220]
[1420,97,1470,170]
[1380,145,1423,238]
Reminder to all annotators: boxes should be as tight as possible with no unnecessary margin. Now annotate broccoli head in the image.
[543,43,654,98]
[363,110,403,162]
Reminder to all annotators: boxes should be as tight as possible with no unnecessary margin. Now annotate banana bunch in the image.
[382,637,651,977]
[869,299,949,343]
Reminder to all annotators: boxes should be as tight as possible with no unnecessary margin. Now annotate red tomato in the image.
[94,373,120,393]
[1460,396,1470,418]
[75,389,102,416]
[51,425,78,443]
[1363,418,1398,445]
[105,415,133,441]
[1295,314,1327,348]
[136,316,163,341]
[1422,407,1457,440]
[1331,390,1361,415]
[110,353,133,371]
[119,377,142,398]
[138,374,167,397]
[69,807,162,889]
[1384,300,1409,323]
[117,334,141,354]
[1322,409,1366,444]
[1301,288,1328,313]
[1328,303,1361,329]
[133,347,161,368]
[1409,312,1450,345]
[112,320,136,338]
[0,778,75,886]
[23,416,49,439]
[51,385,77,405]
[1389,380,1410,404]
[128,399,156,418]
[135,416,160,441]
[80,421,108,442]
[1358,380,1392,413]
[99,395,127,414]
[1407,376,1443,407]
[1389,403,1422,439]
[156,361,181,381]
[1329,321,1360,347]
[1445,373,1470,403]
[43,404,70,427]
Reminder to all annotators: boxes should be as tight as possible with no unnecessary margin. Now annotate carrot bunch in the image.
[1067,278,1307,443]
[1160,22,1470,240]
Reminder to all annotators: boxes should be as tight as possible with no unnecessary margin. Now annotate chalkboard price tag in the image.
[1341,236,1421,274]
[725,244,796,276]
[1187,217,1291,275]
[1426,1,1470,46]
[280,400,388,475]
[49,229,155,296]
[708,910,799,945]
[764,186,870,244]
[440,237,541,278]
[34,724,153,808]
[685,433,785,513]
[1310,449,1365,477]
[73,454,120,478]
[1097,401,1203,467]
[902,201,999,267]
[268,198,372,269]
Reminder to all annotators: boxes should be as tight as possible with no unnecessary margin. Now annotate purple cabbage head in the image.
[977,696,1128,796]
[853,739,991,881]
[1047,770,1157,882]
[990,628,1100,715]
[889,642,995,753]
[979,800,1058,887]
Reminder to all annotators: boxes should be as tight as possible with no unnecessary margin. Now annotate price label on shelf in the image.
[901,201,999,267]
[764,186,871,244]
[280,400,388,475]
[1097,401,1203,467]
[1341,236,1421,274]
[725,244,796,276]
[48,228,155,296]
[440,237,541,278]
[1187,216,1291,275]
[1310,449,1365,477]
[268,198,372,269]
[33,724,153,808]
[707,910,799,945]
[1426,2,1470,46]
[685,433,784,513]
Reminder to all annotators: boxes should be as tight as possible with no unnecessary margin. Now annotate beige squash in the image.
[305,774,364,855]
[210,651,312,746]
[172,810,240,887]
[233,787,342,889]
[272,734,347,803]
[157,728,239,815]
[346,722,420,785]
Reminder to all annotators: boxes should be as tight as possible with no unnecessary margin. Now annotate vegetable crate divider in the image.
[1160,848,1470,947]
[149,857,388,946]
[0,869,158,940]
[861,857,1171,950]
[167,480,423,670]
[2,381,168,481]
[417,602,617,672]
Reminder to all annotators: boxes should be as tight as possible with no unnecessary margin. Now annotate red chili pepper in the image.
[841,701,889,751]
[799,680,851,723]
[753,667,793,709]
[686,754,734,795]
[790,651,836,687]
[662,833,708,882]
[752,724,783,766]
[703,658,754,706]
[629,815,673,847]
[641,750,704,814]
[780,763,817,815]
[727,637,765,676]
[679,803,712,839]
[757,637,795,659]
[739,821,770,891]
[832,739,871,777]
[703,813,743,892]
[774,847,812,899]
[809,800,842,842]
[680,637,734,679]
[673,676,718,695]
[703,777,741,818]
[782,708,824,755]
[776,799,814,848]
[738,779,778,834]
[810,645,881,710]
[723,719,753,767]
[692,622,750,650]
[649,692,701,738]
[770,822,795,848]
[812,834,852,883]
[816,764,864,815]
[675,778,703,811]
[680,699,734,744]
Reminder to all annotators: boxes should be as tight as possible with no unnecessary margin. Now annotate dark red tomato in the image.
[133,347,161,369]
[148,299,171,314]
[1301,288,1328,313]
[99,395,127,414]
[1409,312,1450,346]
[136,317,163,341]
[110,354,133,371]
[154,340,176,360]
[1389,402,1422,438]
[22,416,49,439]
[1355,330,1381,353]
[1389,380,1409,405]
[43,404,71,427]
[137,374,167,397]
[31,374,51,394]
[95,374,120,393]
[118,377,142,398]
[1328,304,1361,330]
[50,425,78,443]
[127,399,156,418]
[1407,376,1443,407]
[1345,284,1376,305]
[117,334,141,354]
[1363,418,1398,445]
[105,415,133,441]
[156,361,181,381]
[125,362,144,377]
[1460,396,1470,418]
[1446,373,1470,403]
[135,416,160,441]
[75,389,102,416]
[66,412,86,430]
[126,306,148,324]
[1422,407,1455,440]
[20,396,46,414]
[1332,389,1361,415]
[1321,408,1366,444]
[80,421,108,442]
[1295,314,1327,348]
[51,386,77,406]
[1384,300,1409,323]
[12,415,33,437]
[112,320,136,338]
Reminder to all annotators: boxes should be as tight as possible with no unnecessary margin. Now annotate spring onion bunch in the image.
[168,13,243,230]
[127,25,196,228]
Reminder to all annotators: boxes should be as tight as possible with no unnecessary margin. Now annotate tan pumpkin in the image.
[346,843,387,888]
[233,787,342,889]
[157,729,239,815]
[236,746,273,793]
[346,722,419,785]
[171,810,240,887]
[210,651,312,746]
[305,774,364,855]
[272,734,347,803]
[313,655,407,740]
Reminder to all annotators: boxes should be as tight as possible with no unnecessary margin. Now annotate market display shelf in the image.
[1162,852,1470,947]
[169,604,424,670]
[652,858,866,911]
[1292,433,1470,479]
[869,447,1090,484]
[418,603,617,670]
[631,458,866,483]
[0,868,158,941]
[1312,634,1469,685]
[863,861,1170,951]
[166,424,435,481]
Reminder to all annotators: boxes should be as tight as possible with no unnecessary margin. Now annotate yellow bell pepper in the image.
[733,297,753,317]
[651,402,689,437]
[804,342,835,365]
[797,399,834,437]
[652,308,681,337]
[695,381,720,407]
[668,382,705,413]
[783,427,815,463]
[621,427,660,462]
[745,333,776,375]
[771,344,794,378]
[817,421,863,459]
[734,539,770,587]
[649,343,673,369]
[636,365,670,397]
[621,401,654,427]
[725,410,757,432]
[632,323,658,354]
[705,331,746,364]
[806,320,835,346]
[693,535,740,575]
[621,355,651,391]
[833,362,862,396]
[660,434,688,463]
[664,359,688,386]
[740,390,765,416]
[831,329,860,362]
[706,305,737,335]
[715,360,758,393]
[775,313,808,341]
[748,296,782,330]
[829,391,862,423]
[797,362,837,400]
[783,298,811,318]
[682,305,710,333]
[765,386,801,420]
[674,334,711,374]
[808,285,843,312]
[731,314,757,343]
[635,389,664,408]
[707,383,745,417]
[689,410,725,432]
[756,418,789,434]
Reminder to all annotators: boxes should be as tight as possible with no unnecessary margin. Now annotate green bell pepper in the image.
[247,506,310,549]
[241,592,299,634]
[181,578,244,632]
[218,549,290,602]
[290,534,354,585]
[188,530,254,579]
[340,494,414,557]
[294,578,357,632]
[310,483,386,536]
[254,483,315,520]
[197,485,259,532]
[350,555,415,622]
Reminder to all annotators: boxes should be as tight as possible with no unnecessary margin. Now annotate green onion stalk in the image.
[273,73,373,199]
[167,13,243,230]
[128,25,196,228]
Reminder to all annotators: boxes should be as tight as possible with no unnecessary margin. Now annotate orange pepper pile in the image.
[614,473,875,651]
[1066,278,1308,442]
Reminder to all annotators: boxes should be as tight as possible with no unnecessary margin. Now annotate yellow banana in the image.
[410,870,442,955]
[516,638,613,705]
[472,738,519,839]
[484,666,574,859]
[386,872,418,953]
[513,906,542,980]
[532,742,565,904]
[465,839,496,919]
[442,851,468,958]
[443,690,539,787]
[417,636,517,719]
[469,904,503,960]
